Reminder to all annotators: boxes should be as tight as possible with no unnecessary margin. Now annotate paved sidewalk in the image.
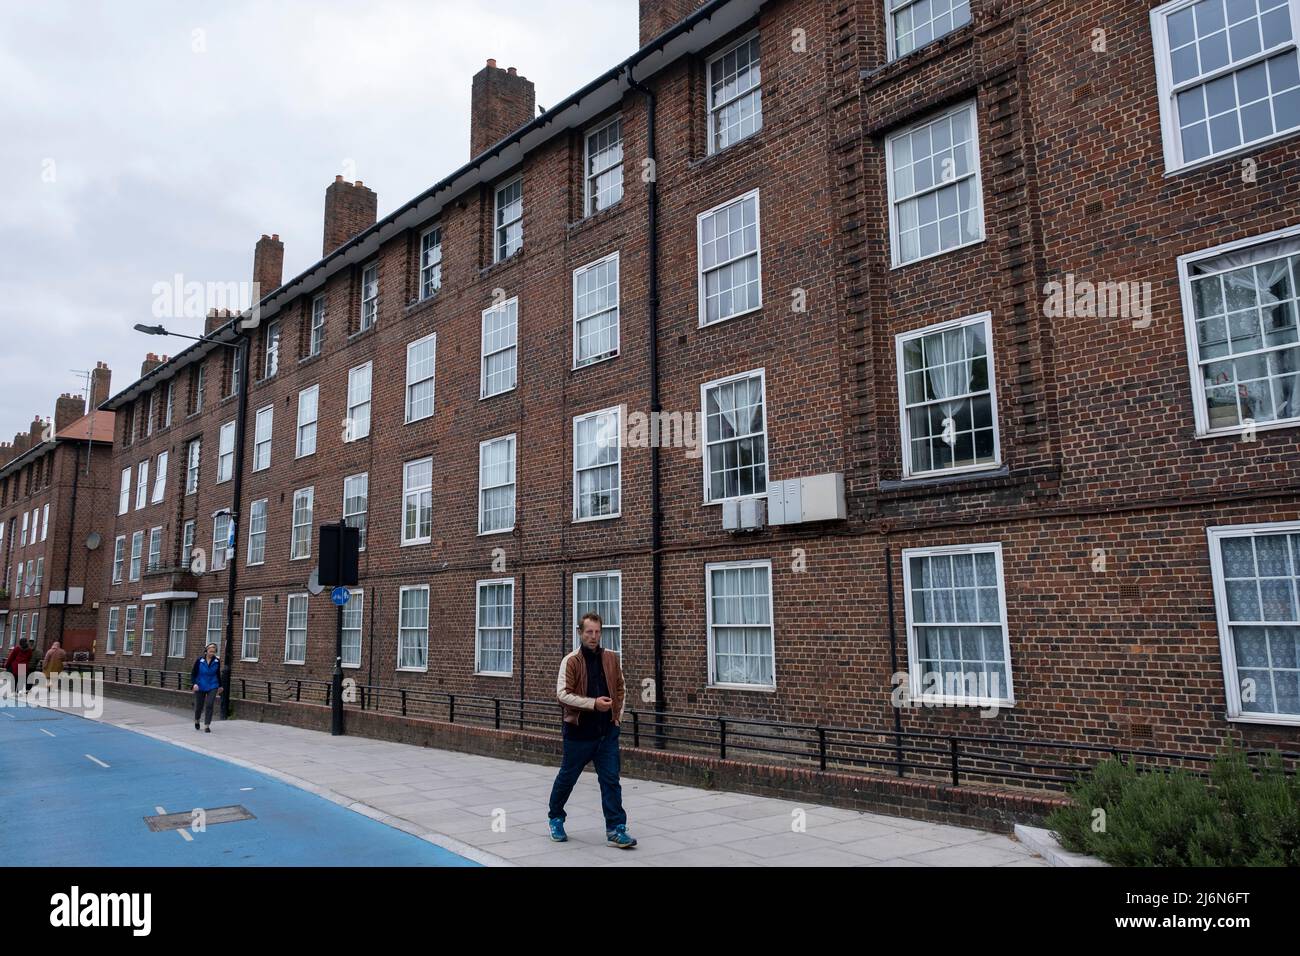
[55,698,1045,867]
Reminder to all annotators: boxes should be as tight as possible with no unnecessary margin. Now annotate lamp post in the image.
[135,320,250,719]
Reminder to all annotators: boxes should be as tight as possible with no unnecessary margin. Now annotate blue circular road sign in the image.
[330,587,351,607]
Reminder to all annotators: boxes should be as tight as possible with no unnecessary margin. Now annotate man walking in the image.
[547,612,636,849]
[190,643,222,732]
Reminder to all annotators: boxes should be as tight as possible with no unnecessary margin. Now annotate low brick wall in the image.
[98,681,1069,830]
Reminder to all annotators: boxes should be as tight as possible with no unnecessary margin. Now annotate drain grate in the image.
[144,805,256,832]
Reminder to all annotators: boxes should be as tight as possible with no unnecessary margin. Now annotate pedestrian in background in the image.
[4,638,33,688]
[41,640,66,677]
[191,643,222,732]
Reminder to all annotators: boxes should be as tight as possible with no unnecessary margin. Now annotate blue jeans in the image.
[547,726,626,831]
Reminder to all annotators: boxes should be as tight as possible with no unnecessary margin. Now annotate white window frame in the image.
[405,333,437,424]
[419,225,442,300]
[1179,223,1300,437]
[1151,0,1300,175]
[241,595,262,662]
[122,605,136,655]
[885,99,985,269]
[572,570,622,654]
[146,391,156,437]
[284,592,308,665]
[212,513,231,572]
[290,487,314,561]
[309,294,326,357]
[129,531,144,582]
[360,262,378,331]
[573,252,620,368]
[181,520,196,568]
[205,598,224,651]
[345,362,372,442]
[106,607,120,655]
[895,311,1002,480]
[1208,519,1300,725]
[112,535,126,584]
[696,189,763,327]
[136,460,149,510]
[397,584,429,673]
[705,559,776,690]
[253,405,274,472]
[140,604,156,657]
[247,498,268,566]
[401,458,433,546]
[479,298,518,399]
[584,116,624,216]
[41,503,49,541]
[264,320,281,378]
[478,435,517,536]
[573,406,622,522]
[186,439,201,495]
[147,527,162,572]
[119,466,131,515]
[296,385,319,458]
[884,0,973,62]
[342,589,364,669]
[217,421,236,483]
[168,603,189,659]
[700,367,769,505]
[164,381,174,428]
[343,472,368,551]
[901,542,1015,708]
[475,578,514,677]
[151,451,168,503]
[706,31,764,154]
[494,175,523,263]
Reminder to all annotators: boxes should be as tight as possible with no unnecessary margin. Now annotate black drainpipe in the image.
[56,440,86,646]
[627,69,664,745]
[220,330,251,718]
[885,547,904,777]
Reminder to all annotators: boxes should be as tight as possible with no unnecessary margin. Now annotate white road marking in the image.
[2,712,14,718]
[240,787,254,791]
[40,728,55,737]
[155,805,193,842]
[84,754,110,768]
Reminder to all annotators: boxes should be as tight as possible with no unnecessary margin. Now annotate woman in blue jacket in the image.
[190,643,222,732]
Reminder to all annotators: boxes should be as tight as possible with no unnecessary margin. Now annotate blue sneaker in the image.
[548,818,567,842]
[606,824,637,849]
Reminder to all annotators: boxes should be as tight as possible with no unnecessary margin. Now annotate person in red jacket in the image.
[4,638,34,688]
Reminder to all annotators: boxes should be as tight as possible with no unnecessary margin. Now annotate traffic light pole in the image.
[331,519,346,737]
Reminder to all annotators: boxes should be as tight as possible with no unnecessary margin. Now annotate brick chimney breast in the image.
[90,362,112,409]
[253,233,285,299]
[470,59,536,159]
[141,352,165,378]
[639,0,710,46]
[54,393,86,434]
[322,178,378,256]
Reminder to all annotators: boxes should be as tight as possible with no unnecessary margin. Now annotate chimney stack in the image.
[12,433,30,456]
[141,352,165,378]
[90,361,112,409]
[54,393,86,434]
[29,416,45,444]
[470,59,536,158]
[253,233,284,299]
[205,306,237,336]
[639,1,708,46]
[323,177,378,256]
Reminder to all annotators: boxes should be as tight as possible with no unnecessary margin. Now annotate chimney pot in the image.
[486,58,496,67]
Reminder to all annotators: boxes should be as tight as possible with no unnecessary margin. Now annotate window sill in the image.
[404,293,440,320]
[692,127,766,171]
[1226,713,1300,728]
[706,682,776,693]
[481,249,524,278]
[397,666,428,674]
[401,539,431,548]
[573,351,619,372]
[1195,418,1299,440]
[477,528,514,538]
[566,199,626,234]
[891,236,986,271]
[699,305,763,329]
[909,696,1014,709]
[475,671,513,679]
[298,352,323,369]
[1165,127,1300,178]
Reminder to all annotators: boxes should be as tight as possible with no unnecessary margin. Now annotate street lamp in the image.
[133,319,250,719]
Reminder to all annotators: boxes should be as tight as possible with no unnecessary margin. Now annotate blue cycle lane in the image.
[0,705,477,867]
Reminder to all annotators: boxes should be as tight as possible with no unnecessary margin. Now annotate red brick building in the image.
[0,364,116,658]
[94,0,1300,757]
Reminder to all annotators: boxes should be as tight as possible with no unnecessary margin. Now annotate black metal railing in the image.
[72,662,1300,792]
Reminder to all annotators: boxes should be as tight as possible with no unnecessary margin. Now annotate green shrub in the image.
[1046,746,1300,867]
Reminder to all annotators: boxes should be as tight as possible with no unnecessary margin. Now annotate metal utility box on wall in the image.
[722,496,767,532]
[768,473,846,525]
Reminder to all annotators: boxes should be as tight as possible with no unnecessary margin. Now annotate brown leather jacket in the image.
[556,646,625,728]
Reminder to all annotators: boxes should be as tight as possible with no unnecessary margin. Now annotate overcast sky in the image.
[0,0,636,441]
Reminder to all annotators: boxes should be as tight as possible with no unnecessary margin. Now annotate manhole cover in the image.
[144,805,256,832]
